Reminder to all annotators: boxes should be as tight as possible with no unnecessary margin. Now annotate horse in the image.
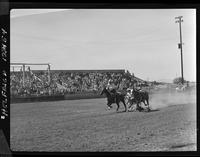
[129,89,150,112]
[100,87,127,112]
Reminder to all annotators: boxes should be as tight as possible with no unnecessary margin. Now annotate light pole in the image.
[175,16,184,85]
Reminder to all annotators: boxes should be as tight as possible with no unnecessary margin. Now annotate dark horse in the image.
[100,87,127,112]
[131,89,150,112]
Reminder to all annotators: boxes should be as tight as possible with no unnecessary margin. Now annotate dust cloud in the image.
[148,86,196,110]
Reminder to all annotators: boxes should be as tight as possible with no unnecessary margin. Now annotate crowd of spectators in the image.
[10,70,144,97]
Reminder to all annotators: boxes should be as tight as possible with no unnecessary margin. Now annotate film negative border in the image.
[1,1,200,156]
[0,0,11,157]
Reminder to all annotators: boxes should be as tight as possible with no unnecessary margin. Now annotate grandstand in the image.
[10,63,51,86]
[50,69,125,73]
[10,63,148,102]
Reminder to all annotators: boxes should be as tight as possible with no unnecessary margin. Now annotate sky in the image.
[10,9,196,82]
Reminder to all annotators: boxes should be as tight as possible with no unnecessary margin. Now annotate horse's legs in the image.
[107,102,112,109]
[146,98,150,111]
[136,102,139,111]
[136,102,143,112]
[121,99,127,112]
[142,100,146,106]
[116,102,120,112]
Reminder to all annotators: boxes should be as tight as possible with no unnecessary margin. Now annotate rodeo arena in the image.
[10,62,196,152]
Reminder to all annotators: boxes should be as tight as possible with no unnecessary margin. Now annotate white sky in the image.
[10,9,196,82]
[10,9,71,18]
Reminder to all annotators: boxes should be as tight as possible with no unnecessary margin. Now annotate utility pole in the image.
[175,16,184,85]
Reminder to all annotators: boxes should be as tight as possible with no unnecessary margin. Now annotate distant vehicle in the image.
[175,84,187,92]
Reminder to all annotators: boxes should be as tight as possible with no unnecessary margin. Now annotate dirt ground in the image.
[10,86,196,152]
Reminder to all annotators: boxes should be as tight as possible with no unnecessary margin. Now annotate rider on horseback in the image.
[126,88,135,110]
[126,88,134,100]
[106,79,117,102]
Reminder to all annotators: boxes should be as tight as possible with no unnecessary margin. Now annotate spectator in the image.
[10,70,138,97]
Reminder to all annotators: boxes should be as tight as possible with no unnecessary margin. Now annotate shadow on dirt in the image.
[168,143,195,149]
[167,103,191,107]
[116,110,127,114]
[126,108,160,113]
[146,109,160,112]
